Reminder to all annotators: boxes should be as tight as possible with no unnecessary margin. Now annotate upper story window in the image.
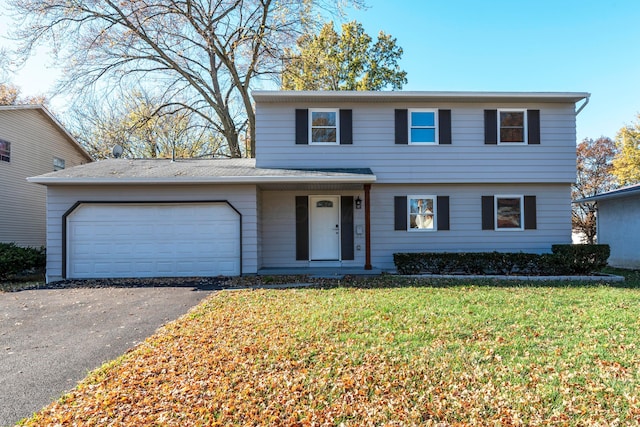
[499,109,527,144]
[408,195,436,231]
[310,109,339,144]
[484,109,540,145]
[395,109,451,145]
[295,109,352,145]
[0,139,10,162]
[53,157,66,171]
[409,109,438,144]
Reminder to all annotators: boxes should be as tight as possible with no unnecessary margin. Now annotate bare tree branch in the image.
[7,0,363,157]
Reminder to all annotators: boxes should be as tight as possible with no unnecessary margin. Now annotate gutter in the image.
[575,94,590,115]
[27,175,378,186]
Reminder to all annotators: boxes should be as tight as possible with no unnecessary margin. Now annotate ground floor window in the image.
[408,195,436,230]
[495,195,523,230]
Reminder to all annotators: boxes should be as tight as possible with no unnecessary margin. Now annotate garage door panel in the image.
[67,203,240,279]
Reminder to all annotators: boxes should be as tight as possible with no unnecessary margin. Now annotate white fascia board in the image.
[27,175,377,186]
[573,183,640,203]
[252,90,591,104]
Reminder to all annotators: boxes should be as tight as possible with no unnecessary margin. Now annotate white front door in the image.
[309,195,340,260]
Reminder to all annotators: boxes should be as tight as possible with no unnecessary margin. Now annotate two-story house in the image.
[1,105,93,248]
[29,91,589,282]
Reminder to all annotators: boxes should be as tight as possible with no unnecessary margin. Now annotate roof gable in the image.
[0,105,93,162]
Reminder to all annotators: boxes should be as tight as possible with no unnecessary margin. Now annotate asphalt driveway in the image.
[0,286,214,426]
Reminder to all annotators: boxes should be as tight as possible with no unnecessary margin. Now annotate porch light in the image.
[355,196,362,209]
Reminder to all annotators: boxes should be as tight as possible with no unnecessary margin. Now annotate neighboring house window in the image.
[395,195,450,231]
[484,109,540,145]
[395,109,452,145]
[498,109,526,144]
[482,195,537,230]
[310,109,339,144]
[0,139,10,162]
[295,109,352,145]
[408,195,436,231]
[53,157,65,171]
[409,109,438,144]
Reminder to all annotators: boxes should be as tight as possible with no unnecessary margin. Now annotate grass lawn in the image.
[0,270,45,293]
[15,272,640,426]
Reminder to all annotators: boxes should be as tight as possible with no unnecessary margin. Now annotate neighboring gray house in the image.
[575,184,640,269]
[0,105,92,247]
[29,91,589,282]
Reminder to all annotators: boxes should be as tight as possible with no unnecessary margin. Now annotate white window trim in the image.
[0,139,10,162]
[53,157,65,171]
[309,108,340,145]
[407,194,437,232]
[494,194,524,231]
[408,109,438,145]
[497,108,527,145]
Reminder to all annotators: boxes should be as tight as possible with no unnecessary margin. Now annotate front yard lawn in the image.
[19,277,640,426]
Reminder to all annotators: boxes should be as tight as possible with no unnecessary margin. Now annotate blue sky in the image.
[347,0,640,141]
[1,0,639,141]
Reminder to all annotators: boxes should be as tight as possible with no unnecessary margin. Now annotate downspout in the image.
[576,94,590,115]
[364,184,372,270]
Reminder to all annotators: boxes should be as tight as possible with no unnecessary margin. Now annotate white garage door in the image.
[67,203,240,279]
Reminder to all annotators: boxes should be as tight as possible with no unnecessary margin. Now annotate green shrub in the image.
[0,243,46,280]
[551,244,610,275]
[394,245,610,276]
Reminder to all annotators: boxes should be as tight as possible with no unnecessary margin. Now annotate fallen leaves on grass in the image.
[20,287,640,426]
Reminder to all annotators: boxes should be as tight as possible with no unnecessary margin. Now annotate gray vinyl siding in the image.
[0,109,91,247]
[369,183,572,269]
[259,184,570,270]
[255,102,576,184]
[597,196,640,269]
[260,190,366,268]
[44,184,258,282]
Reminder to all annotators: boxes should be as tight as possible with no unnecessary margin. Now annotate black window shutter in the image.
[524,195,537,229]
[437,196,450,230]
[394,196,407,230]
[295,109,308,145]
[340,109,352,145]
[527,110,540,145]
[484,110,497,144]
[341,196,354,260]
[395,109,408,144]
[481,196,495,230]
[295,196,309,260]
[438,109,452,144]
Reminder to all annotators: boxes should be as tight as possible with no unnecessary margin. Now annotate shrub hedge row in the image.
[393,244,610,276]
[0,243,46,280]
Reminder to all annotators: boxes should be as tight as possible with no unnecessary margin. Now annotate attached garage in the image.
[65,202,241,279]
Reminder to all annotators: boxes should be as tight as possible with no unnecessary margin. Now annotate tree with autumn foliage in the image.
[612,115,640,186]
[0,82,46,105]
[572,136,618,243]
[281,21,407,91]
